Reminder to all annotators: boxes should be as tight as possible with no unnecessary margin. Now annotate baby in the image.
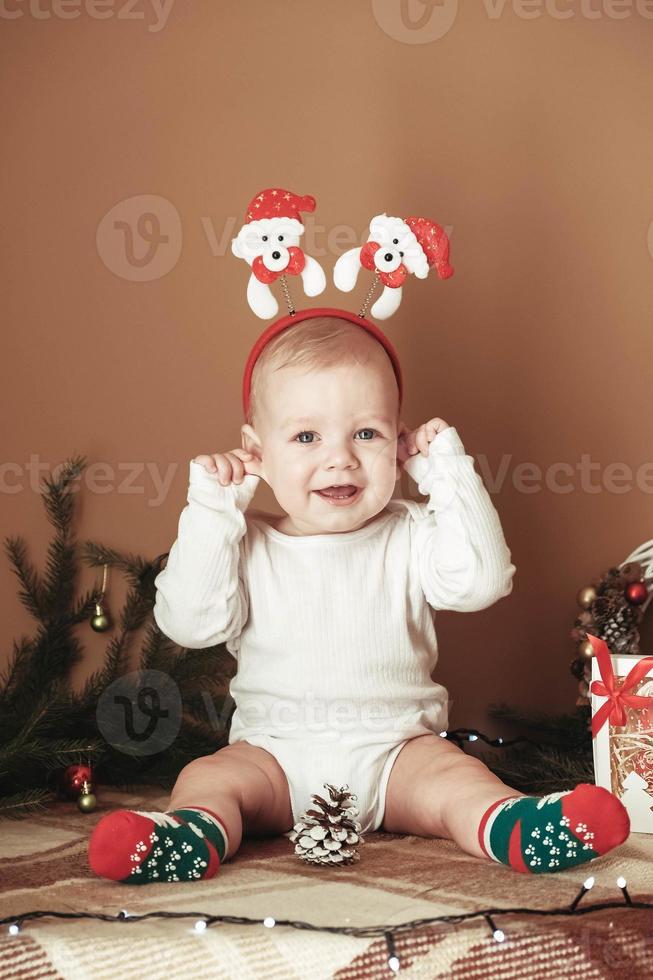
[89,314,629,883]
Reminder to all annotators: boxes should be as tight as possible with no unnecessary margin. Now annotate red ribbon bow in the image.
[587,632,653,737]
[360,241,408,288]
[252,246,306,284]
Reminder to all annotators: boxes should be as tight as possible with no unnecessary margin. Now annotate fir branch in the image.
[0,737,103,775]
[39,455,86,535]
[168,647,235,689]
[138,623,178,674]
[0,636,35,709]
[81,541,151,585]
[3,537,48,622]
[118,585,152,633]
[40,535,78,620]
[70,587,101,625]
[78,630,134,703]
[479,744,594,794]
[0,788,56,820]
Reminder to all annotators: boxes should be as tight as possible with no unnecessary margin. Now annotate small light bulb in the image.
[194,920,207,933]
[616,876,627,888]
[8,923,20,936]
[583,876,595,890]
[493,929,505,943]
[388,954,400,972]
[263,916,276,928]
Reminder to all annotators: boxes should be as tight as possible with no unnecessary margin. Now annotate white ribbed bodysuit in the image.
[153,426,516,832]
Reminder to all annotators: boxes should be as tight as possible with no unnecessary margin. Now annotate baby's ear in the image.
[241,423,262,458]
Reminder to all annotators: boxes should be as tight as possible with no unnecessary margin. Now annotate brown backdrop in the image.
[3,0,652,734]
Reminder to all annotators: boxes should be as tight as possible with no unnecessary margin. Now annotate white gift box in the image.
[591,652,653,835]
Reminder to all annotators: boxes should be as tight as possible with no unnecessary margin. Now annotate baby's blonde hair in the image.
[247,316,400,429]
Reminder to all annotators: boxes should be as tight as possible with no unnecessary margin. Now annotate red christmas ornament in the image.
[62,763,93,799]
[625,581,648,606]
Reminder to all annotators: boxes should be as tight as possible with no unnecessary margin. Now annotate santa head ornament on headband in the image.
[231,188,327,319]
[333,212,454,320]
[233,188,453,418]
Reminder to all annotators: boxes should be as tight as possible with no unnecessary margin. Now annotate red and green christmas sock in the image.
[88,806,229,884]
[478,783,630,874]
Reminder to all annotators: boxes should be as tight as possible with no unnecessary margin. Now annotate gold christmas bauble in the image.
[78,792,97,812]
[576,586,597,610]
[90,602,110,632]
[578,638,595,658]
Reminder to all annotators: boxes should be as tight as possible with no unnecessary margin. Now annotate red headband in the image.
[242,307,403,420]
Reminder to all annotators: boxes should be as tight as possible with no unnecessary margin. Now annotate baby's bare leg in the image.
[383,734,525,857]
[383,733,631,874]
[169,740,294,859]
[88,740,294,883]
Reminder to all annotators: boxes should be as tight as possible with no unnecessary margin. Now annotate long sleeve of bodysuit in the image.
[402,426,516,612]
[152,461,259,649]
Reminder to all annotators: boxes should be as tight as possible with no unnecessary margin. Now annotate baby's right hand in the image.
[192,448,262,485]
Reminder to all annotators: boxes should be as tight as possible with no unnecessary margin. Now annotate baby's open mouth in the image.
[314,485,361,501]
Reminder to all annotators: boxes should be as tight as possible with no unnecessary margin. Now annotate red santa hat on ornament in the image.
[243,188,316,224]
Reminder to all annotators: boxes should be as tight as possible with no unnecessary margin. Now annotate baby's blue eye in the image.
[294,429,378,444]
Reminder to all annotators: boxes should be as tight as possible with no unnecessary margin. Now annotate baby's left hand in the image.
[397,418,451,464]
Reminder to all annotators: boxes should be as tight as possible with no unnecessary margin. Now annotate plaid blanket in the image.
[1,786,651,979]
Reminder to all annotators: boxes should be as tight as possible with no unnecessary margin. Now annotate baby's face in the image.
[242,354,401,536]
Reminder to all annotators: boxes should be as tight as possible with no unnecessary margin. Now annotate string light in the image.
[385,931,400,972]
[569,876,594,912]
[617,876,633,906]
[443,727,539,750]
[2,881,650,945]
[484,914,505,943]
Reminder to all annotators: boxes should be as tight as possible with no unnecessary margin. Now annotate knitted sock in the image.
[88,806,229,884]
[477,784,630,874]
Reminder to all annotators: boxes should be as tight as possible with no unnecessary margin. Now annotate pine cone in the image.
[600,603,641,653]
[591,591,621,625]
[288,783,364,866]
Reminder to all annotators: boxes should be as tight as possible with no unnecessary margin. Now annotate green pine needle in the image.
[0,453,237,820]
